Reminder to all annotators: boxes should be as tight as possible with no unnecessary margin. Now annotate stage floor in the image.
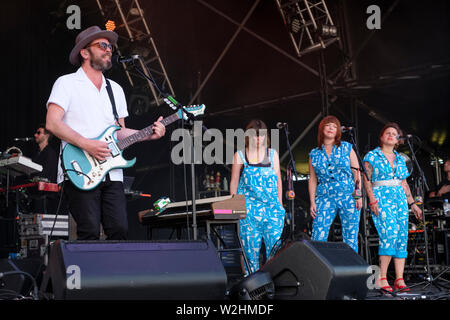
[365,279,450,300]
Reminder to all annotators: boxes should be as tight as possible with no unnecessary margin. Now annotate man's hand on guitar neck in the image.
[117,116,166,142]
[150,116,166,140]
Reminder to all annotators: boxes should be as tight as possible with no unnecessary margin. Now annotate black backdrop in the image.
[1,0,449,239]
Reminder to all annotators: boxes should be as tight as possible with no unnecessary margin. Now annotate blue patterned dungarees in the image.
[237,149,285,274]
[309,141,361,252]
[363,147,410,258]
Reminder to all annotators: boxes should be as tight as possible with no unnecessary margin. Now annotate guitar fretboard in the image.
[116,113,179,150]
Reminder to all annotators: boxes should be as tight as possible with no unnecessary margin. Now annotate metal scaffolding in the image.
[275,0,339,57]
[95,0,175,107]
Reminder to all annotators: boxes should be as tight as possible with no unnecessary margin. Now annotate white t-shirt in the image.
[47,67,129,184]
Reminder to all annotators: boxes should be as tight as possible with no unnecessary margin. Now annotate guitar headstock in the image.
[176,104,206,121]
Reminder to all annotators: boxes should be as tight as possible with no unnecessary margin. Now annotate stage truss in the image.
[95,0,175,107]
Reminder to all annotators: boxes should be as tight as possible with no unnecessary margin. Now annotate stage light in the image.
[105,20,116,31]
[430,158,444,166]
[291,18,301,33]
[275,0,338,56]
[130,8,140,16]
[320,24,338,38]
[438,131,447,146]
[431,131,439,143]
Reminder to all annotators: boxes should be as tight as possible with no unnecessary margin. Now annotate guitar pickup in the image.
[107,142,120,158]
[70,161,82,176]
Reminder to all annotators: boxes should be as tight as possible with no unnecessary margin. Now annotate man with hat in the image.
[45,26,166,240]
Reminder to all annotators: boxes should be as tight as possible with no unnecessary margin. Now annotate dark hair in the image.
[77,52,84,66]
[39,123,53,141]
[79,46,92,66]
[245,119,270,148]
[317,115,341,148]
[379,122,403,148]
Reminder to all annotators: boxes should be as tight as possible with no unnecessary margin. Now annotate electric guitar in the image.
[62,104,205,190]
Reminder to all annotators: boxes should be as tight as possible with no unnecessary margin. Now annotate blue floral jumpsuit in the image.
[237,148,285,274]
[309,141,360,252]
[363,147,410,258]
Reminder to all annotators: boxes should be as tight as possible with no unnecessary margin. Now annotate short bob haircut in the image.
[317,115,341,148]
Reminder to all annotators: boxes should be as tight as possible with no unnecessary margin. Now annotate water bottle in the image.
[444,199,450,217]
[223,177,228,192]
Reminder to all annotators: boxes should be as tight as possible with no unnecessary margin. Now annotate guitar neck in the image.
[116,113,179,150]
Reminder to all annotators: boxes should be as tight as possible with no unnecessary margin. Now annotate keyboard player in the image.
[30,124,60,214]
[31,123,58,183]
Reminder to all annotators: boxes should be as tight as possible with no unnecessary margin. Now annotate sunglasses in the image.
[85,41,114,52]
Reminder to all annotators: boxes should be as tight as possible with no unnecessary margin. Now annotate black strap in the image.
[105,79,121,127]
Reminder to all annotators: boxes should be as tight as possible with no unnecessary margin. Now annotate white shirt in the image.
[47,67,129,184]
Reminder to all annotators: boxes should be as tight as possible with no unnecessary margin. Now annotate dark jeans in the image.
[64,175,128,240]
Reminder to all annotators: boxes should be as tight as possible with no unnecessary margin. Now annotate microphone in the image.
[14,137,34,142]
[276,122,287,129]
[112,54,140,65]
[396,134,413,140]
[341,126,354,132]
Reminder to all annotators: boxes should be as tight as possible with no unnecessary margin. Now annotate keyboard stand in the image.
[206,219,250,275]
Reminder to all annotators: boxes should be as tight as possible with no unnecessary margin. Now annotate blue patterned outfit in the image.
[237,148,285,274]
[363,147,410,258]
[309,141,360,252]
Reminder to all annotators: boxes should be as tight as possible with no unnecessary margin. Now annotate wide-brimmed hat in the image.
[69,26,118,65]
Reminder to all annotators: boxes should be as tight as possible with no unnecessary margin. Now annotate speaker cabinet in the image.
[261,240,370,300]
[40,239,227,300]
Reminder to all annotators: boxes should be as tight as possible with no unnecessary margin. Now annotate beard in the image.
[88,48,112,72]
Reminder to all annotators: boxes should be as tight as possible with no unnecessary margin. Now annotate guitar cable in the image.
[63,168,93,182]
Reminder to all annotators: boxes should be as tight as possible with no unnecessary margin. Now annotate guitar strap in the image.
[105,79,122,127]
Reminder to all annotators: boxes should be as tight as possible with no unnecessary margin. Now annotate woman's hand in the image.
[411,204,422,220]
[355,198,362,210]
[369,200,379,215]
[310,202,317,219]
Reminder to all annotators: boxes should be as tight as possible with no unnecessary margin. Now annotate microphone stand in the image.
[346,128,369,258]
[128,59,205,240]
[402,136,449,292]
[347,128,369,182]
[281,124,298,242]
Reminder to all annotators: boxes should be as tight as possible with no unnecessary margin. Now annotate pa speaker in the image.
[40,240,227,300]
[261,240,370,300]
